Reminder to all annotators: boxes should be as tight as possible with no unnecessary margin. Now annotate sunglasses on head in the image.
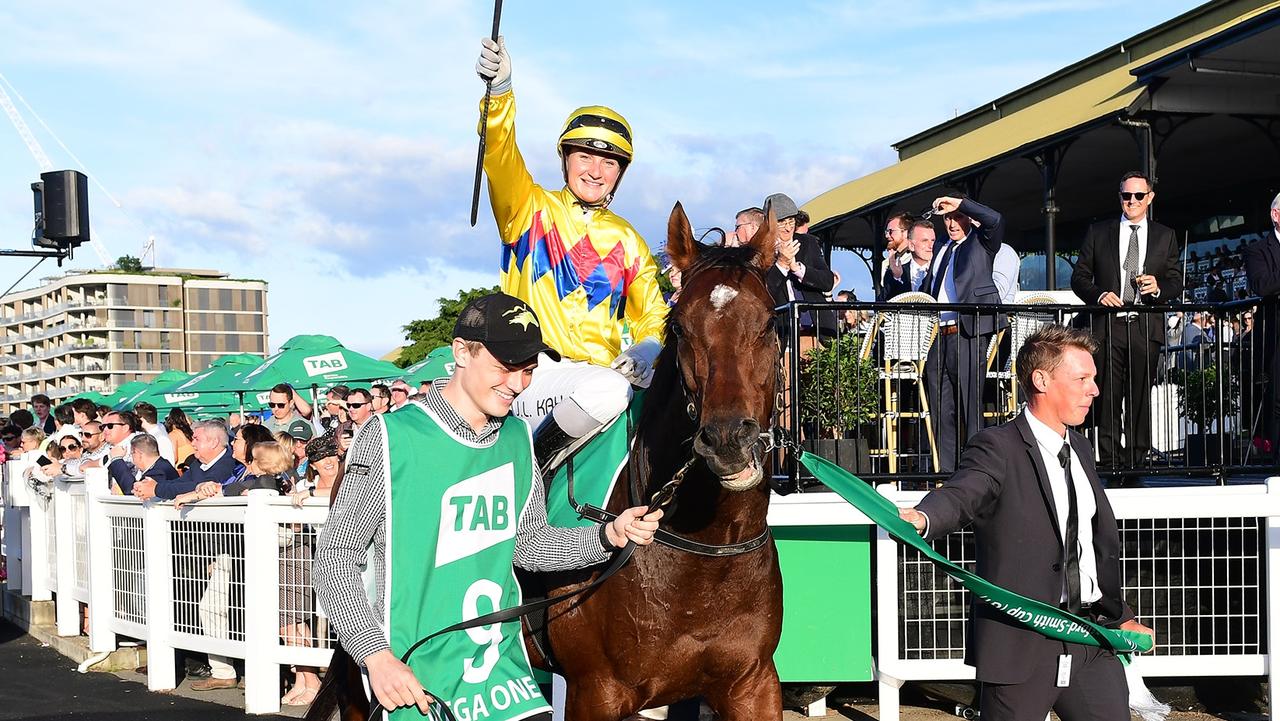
[268,402,289,409]
[1119,191,1150,201]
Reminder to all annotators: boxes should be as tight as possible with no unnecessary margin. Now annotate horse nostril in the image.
[735,418,761,447]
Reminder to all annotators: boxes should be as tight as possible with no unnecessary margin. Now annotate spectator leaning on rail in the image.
[922,194,1007,473]
[1244,191,1280,459]
[475,37,668,471]
[900,325,1155,719]
[149,420,245,500]
[313,292,661,719]
[116,434,180,499]
[1070,170,1183,471]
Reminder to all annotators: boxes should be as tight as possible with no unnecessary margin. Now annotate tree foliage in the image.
[114,255,144,272]
[396,285,500,368]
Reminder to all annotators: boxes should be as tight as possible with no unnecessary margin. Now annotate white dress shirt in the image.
[909,259,931,292]
[1023,409,1102,605]
[932,238,964,322]
[992,244,1019,304]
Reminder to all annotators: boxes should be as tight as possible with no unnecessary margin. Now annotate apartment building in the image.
[0,269,268,413]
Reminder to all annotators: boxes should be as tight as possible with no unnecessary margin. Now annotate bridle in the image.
[566,262,781,557]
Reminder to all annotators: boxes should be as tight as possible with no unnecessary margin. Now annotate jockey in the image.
[475,36,668,468]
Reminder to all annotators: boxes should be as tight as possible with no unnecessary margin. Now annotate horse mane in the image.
[631,244,768,497]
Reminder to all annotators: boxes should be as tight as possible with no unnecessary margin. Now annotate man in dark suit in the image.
[1071,171,1183,470]
[878,212,915,300]
[763,192,837,354]
[113,433,179,497]
[1245,193,1280,460]
[922,195,1006,471]
[882,219,936,300]
[901,325,1154,719]
[148,420,244,500]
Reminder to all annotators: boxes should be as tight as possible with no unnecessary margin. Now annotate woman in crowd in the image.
[164,409,196,469]
[230,424,275,483]
[277,435,342,705]
[19,428,45,456]
[273,432,301,491]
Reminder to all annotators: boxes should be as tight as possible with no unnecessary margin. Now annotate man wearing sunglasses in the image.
[346,388,374,434]
[62,421,108,475]
[263,383,313,437]
[370,384,392,416]
[1072,170,1183,471]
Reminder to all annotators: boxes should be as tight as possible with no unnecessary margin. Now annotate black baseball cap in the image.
[453,293,561,365]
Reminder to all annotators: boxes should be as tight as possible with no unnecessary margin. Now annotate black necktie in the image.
[1059,442,1082,614]
[930,241,956,297]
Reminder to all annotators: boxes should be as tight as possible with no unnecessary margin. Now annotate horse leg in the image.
[565,676,642,721]
[702,662,782,721]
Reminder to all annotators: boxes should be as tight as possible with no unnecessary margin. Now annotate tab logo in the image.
[436,463,516,567]
[303,352,348,377]
[163,393,200,404]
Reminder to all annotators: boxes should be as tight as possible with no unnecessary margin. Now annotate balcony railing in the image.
[775,296,1277,489]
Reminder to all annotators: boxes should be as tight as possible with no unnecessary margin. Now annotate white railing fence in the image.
[875,480,1280,721]
[2,455,335,715]
[6,450,1280,718]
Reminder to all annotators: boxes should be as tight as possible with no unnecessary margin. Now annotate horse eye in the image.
[671,323,685,338]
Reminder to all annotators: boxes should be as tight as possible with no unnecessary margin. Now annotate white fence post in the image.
[144,501,177,691]
[25,480,51,602]
[875,483,903,721]
[243,492,281,714]
[86,472,115,653]
[53,479,78,636]
[1267,477,1280,721]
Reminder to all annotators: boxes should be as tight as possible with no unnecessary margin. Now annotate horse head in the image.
[662,202,780,491]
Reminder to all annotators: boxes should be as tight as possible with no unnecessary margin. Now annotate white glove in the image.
[611,338,662,388]
[475,36,511,95]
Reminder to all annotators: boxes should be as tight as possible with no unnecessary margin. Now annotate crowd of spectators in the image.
[0,375,440,704]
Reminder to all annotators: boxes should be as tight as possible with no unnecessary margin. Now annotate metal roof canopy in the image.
[805,0,1280,259]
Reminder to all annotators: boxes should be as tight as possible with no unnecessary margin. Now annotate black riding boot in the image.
[533,416,575,475]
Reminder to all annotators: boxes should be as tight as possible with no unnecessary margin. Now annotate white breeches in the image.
[511,356,633,437]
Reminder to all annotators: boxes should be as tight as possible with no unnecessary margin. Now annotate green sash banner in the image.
[797,451,1154,655]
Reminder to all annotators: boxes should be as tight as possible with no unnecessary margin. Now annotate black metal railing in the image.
[773,296,1277,490]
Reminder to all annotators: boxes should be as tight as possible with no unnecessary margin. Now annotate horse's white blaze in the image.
[709,284,738,312]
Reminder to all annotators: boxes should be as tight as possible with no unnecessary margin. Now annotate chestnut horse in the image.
[307,202,784,721]
[525,203,784,720]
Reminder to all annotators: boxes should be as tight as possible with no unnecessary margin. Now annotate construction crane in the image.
[0,74,113,266]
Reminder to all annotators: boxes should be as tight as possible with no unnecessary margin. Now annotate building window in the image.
[225,334,239,352]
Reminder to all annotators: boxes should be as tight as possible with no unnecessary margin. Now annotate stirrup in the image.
[533,419,575,476]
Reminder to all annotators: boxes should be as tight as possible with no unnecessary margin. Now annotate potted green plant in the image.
[1175,365,1239,466]
[798,333,879,474]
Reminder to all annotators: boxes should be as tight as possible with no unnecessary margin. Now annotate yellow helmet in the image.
[557,105,633,165]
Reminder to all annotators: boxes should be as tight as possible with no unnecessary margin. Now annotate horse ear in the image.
[666,202,699,272]
[745,205,778,271]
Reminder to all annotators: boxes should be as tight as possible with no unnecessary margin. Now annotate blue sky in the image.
[0,0,1203,357]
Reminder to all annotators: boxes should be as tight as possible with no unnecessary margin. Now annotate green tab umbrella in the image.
[113,369,201,411]
[167,353,285,416]
[237,335,404,393]
[402,346,454,385]
[103,381,149,407]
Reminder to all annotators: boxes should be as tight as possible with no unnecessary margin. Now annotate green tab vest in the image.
[383,403,550,721]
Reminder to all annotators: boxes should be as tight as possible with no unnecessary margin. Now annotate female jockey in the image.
[476,36,668,468]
